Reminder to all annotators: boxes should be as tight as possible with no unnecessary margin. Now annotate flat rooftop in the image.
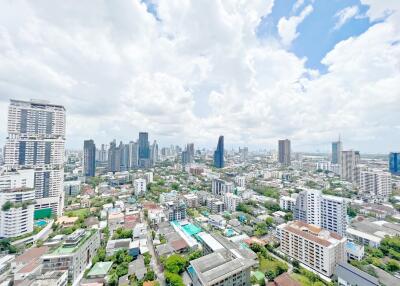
[50,230,95,255]
[87,262,113,277]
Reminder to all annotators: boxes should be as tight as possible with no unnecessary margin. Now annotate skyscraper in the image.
[182,143,195,166]
[389,152,400,175]
[150,140,159,166]
[83,140,96,177]
[108,140,120,173]
[138,132,150,168]
[213,136,224,168]
[128,141,138,169]
[278,139,291,166]
[4,99,66,216]
[332,138,342,164]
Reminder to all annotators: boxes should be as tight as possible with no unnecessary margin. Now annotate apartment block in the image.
[189,232,257,286]
[277,221,346,277]
[358,169,392,202]
[42,229,100,282]
[212,179,233,196]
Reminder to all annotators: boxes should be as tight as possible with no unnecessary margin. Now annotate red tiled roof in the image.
[273,273,301,286]
[170,239,188,251]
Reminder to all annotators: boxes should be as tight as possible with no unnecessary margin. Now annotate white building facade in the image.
[4,99,66,216]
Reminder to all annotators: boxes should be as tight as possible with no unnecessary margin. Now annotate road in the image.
[146,223,166,286]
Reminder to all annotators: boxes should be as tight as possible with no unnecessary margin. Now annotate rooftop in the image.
[87,262,113,277]
[49,229,96,255]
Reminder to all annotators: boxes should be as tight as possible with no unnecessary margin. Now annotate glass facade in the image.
[213,135,224,168]
[389,152,400,175]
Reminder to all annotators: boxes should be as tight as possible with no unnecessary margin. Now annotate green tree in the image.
[165,272,185,286]
[386,259,400,272]
[188,250,202,261]
[164,254,188,274]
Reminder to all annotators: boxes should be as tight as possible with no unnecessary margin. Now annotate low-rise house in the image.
[267,272,301,286]
[106,239,134,256]
[208,215,226,229]
[128,256,146,280]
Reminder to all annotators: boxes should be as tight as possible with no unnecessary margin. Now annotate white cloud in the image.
[334,6,359,30]
[277,5,313,46]
[0,0,399,152]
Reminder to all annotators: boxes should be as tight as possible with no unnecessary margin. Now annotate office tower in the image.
[138,132,150,168]
[182,143,195,166]
[277,221,346,277]
[107,140,120,173]
[189,233,257,286]
[278,139,291,166]
[5,99,66,216]
[213,136,224,168]
[150,140,158,166]
[332,138,342,164]
[340,150,360,182]
[119,142,129,171]
[83,140,96,177]
[96,144,108,162]
[0,169,35,238]
[359,169,392,202]
[294,189,347,236]
[128,141,138,169]
[134,178,147,196]
[389,152,400,175]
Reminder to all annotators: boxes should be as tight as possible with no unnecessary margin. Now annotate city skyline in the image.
[0,1,399,153]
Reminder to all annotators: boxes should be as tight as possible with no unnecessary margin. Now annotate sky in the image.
[0,0,399,153]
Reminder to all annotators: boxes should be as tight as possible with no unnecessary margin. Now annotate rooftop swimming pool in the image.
[172,221,202,236]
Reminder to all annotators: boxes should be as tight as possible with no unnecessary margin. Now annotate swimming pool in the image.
[35,220,47,227]
[225,228,235,237]
[172,221,202,236]
[182,224,202,236]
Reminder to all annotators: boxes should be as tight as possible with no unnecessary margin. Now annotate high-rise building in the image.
[212,178,233,196]
[107,140,119,173]
[359,169,392,202]
[278,139,291,166]
[332,139,342,164]
[0,169,35,238]
[128,141,138,169]
[294,189,347,236]
[150,140,158,166]
[5,99,66,216]
[96,144,108,162]
[213,136,224,168]
[277,221,346,277]
[83,140,96,177]
[182,143,195,166]
[321,195,348,237]
[389,152,400,175]
[340,150,360,183]
[138,132,150,168]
